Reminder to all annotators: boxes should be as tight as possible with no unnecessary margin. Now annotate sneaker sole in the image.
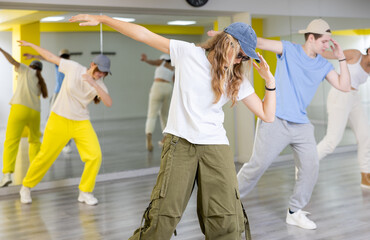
[78,198,98,206]
[20,194,32,204]
[0,180,12,188]
[20,199,32,204]
[286,218,316,230]
[361,184,370,189]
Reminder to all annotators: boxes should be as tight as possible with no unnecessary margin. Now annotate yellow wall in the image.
[40,22,204,35]
[11,21,40,90]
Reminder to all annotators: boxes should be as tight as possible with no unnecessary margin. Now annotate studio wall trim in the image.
[40,22,204,35]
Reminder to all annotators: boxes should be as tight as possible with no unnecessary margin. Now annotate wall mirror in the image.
[0,8,369,190]
[0,9,215,188]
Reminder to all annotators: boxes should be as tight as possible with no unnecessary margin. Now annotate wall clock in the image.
[186,0,208,7]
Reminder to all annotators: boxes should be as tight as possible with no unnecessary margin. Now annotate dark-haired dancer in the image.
[0,47,48,188]
[140,53,174,150]
[318,47,370,189]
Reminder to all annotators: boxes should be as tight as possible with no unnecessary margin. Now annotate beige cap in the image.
[298,19,331,35]
[58,49,70,56]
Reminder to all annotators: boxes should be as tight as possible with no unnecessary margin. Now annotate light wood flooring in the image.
[0,150,369,240]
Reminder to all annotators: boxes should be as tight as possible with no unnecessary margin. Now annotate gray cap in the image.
[224,22,260,63]
[29,60,43,70]
[93,54,111,74]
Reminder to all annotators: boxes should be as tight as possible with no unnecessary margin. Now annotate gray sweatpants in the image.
[237,117,319,211]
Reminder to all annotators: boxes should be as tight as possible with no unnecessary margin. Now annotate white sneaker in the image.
[20,186,32,204]
[78,191,98,205]
[0,173,12,187]
[286,209,317,230]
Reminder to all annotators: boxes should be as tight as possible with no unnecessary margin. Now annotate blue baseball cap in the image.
[224,22,260,63]
[93,54,112,74]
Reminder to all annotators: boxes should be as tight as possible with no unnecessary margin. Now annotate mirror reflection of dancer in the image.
[24,49,74,153]
[140,53,174,151]
[232,19,351,230]
[0,47,48,188]
[70,14,276,240]
[317,47,370,189]
[18,40,112,206]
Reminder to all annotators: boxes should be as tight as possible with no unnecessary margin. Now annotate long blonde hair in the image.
[198,32,251,106]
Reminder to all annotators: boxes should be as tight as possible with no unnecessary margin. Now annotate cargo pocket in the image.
[159,135,179,198]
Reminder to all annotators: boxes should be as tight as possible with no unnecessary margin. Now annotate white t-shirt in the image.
[154,61,174,82]
[51,59,108,120]
[10,63,41,112]
[164,40,255,145]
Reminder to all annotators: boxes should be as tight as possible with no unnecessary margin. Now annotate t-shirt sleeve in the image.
[15,63,28,75]
[58,58,79,75]
[277,40,290,61]
[237,77,255,101]
[170,39,194,67]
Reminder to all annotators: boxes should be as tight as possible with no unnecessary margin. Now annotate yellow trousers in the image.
[22,112,102,192]
[2,104,41,174]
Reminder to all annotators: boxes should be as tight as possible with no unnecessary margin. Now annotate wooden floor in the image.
[0,151,369,240]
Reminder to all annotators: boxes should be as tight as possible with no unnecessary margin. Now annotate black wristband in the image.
[338,58,346,62]
[265,86,276,91]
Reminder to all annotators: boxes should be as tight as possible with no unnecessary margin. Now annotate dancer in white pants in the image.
[140,53,174,151]
[317,47,370,189]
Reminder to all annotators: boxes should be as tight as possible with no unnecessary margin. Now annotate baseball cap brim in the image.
[239,40,260,63]
[98,66,112,75]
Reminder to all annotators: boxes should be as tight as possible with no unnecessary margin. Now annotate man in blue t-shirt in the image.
[237,19,351,230]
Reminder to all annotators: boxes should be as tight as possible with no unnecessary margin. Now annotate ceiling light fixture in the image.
[167,20,196,26]
[113,17,135,22]
[40,16,65,22]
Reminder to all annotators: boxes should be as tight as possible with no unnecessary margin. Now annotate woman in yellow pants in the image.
[0,47,48,188]
[18,40,112,205]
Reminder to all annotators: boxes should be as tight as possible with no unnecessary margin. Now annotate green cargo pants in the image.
[129,134,251,240]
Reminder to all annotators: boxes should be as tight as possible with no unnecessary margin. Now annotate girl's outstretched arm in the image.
[18,40,60,66]
[0,47,20,69]
[70,14,170,54]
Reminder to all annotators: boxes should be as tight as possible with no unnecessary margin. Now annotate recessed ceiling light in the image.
[40,16,65,22]
[167,20,196,26]
[113,17,135,23]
